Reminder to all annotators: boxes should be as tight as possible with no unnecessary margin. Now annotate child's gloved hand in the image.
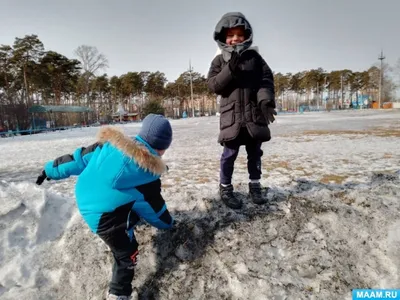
[259,100,277,124]
[36,170,50,185]
[228,51,241,73]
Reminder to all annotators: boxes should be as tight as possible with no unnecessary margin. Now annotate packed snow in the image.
[0,109,399,300]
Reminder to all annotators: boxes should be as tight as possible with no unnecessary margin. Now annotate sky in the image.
[1,0,399,83]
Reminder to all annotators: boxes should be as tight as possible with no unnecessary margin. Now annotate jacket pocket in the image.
[220,102,235,130]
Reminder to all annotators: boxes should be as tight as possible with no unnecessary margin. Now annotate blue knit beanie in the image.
[138,114,172,150]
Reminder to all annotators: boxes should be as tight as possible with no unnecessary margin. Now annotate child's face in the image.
[225,26,245,45]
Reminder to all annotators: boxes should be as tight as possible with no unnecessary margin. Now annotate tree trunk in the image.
[23,65,31,105]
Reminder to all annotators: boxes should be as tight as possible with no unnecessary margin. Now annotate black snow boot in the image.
[219,184,242,209]
[249,182,267,204]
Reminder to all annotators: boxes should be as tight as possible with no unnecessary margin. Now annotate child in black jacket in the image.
[207,12,276,209]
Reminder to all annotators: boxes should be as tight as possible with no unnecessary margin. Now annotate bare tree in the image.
[371,62,396,103]
[74,45,108,76]
[393,58,400,101]
[74,45,108,110]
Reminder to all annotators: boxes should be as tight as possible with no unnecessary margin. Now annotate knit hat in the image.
[138,114,173,150]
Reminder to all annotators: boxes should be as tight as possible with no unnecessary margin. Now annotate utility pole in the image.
[189,60,195,117]
[378,50,385,109]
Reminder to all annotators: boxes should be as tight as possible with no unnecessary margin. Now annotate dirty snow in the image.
[0,109,399,300]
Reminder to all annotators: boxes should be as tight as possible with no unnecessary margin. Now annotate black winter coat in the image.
[207,49,275,143]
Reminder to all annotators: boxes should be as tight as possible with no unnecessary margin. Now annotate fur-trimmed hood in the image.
[96,126,167,176]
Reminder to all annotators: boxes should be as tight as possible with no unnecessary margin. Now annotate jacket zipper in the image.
[241,87,245,126]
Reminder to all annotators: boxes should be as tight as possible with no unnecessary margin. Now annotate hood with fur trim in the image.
[96,126,167,176]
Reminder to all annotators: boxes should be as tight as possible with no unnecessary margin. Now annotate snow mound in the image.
[0,181,81,299]
[134,172,400,300]
[1,110,400,299]
[2,171,399,299]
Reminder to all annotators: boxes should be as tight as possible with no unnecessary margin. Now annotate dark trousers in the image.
[99,228,139,296]
[220,128,263,185]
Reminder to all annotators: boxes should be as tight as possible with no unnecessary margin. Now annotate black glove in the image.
[228,51,240,74]
[259,100,277,124]
[36,170,50,185]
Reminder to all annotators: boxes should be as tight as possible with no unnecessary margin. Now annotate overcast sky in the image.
[1,0,399,82]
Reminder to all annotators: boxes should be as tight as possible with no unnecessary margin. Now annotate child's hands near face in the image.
[229,51,240,73]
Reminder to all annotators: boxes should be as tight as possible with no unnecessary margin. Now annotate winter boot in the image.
[219,184,242,209]
[249,182,267,204]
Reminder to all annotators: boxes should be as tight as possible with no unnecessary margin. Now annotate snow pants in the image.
[99,228,139,296]
[220,127,263,185]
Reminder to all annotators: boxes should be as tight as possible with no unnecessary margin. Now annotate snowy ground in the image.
[0,109,399,300]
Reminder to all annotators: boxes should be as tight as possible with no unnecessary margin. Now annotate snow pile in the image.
[134,172,400,300]
[0,109,399,299]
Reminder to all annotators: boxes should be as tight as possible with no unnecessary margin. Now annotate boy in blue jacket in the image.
[36,114,174,300]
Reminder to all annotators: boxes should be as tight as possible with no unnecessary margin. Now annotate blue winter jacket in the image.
[44,126,174,237]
